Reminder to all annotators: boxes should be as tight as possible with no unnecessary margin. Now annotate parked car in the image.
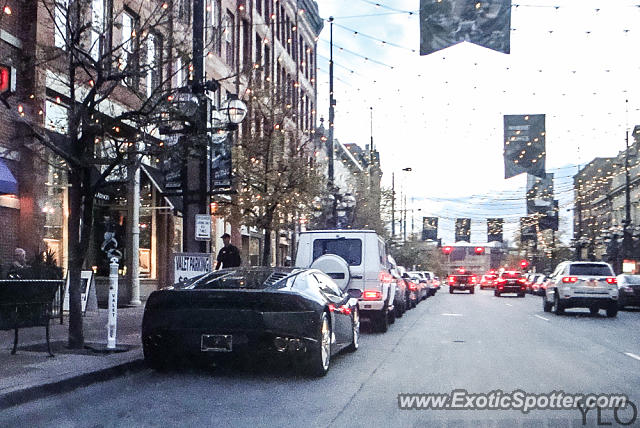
[295,230,396,332]
[387,255,409,317]
[616,274,640,309]
[525,274,542,294]
[494,271,526,297]
[399,266,427,302]
[543,261,618,317]
[531,274,547,296]
[409,273,430,300]
[410,270,437,296]
[142,267,361,377]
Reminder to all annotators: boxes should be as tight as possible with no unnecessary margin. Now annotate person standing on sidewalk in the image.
[215,233,241,270]
[6,248,28,279]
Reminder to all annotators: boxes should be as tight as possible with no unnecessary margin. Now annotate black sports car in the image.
[142,267,361,376]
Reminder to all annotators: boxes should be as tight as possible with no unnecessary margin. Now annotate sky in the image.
[313,0,640,244]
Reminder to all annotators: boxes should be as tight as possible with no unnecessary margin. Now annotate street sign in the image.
[173,252,213,283]
[195,214,211,241]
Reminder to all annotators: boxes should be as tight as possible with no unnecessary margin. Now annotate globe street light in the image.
[219,97,248,125]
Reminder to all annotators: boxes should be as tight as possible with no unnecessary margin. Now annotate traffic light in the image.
[474,246,485,255]
[442,246,453,255]
[520,259,529,270]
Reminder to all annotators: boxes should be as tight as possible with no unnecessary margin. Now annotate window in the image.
[207,0,221,54]
[145,33,162,97]
[121,11,138,86]
[312,238,363,266]
[224,11,235,67]
[54,0,68,49]
[45,99,69,134]
[313,273,342,298]
[90,0,105,60]
[568,263,614,276]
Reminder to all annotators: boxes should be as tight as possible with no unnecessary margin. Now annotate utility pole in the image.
[623,119,633,262]
[391,171,395,237]
[183,0,209,253]
[327,16,335,188]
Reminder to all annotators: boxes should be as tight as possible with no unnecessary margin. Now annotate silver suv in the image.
[543,261,619,317]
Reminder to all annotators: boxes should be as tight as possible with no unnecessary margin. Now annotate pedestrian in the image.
[216,233,241,270]
[7,247,28,279]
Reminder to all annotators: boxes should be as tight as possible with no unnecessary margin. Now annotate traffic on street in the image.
[2,282,639,427]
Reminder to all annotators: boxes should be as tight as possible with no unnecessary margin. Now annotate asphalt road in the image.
[3,288,640,428]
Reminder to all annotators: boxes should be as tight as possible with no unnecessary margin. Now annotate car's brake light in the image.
[606,277,617,284]
[562,276,578,283]
[497,279,507,286]
[408,283,417,291]
[448,276,456,284]
[518,278,526,284]
[363,290,382,300]
[379,271,393,283]
[471,276,477,284]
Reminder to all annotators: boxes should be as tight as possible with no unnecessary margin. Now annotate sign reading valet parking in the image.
[174,253,213,283]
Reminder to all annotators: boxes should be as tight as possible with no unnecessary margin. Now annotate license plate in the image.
[201,334,232,352]
[587,280,597,287]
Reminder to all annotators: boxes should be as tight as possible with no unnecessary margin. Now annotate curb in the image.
[0,358,147,410]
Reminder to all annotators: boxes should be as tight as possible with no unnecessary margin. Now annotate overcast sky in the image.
[313,0,640,243]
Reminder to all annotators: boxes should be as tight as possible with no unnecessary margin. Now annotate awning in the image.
[0,159,18,195]
[141,163,183,213]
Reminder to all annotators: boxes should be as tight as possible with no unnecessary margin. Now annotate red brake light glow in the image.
[363,290,382,300]
[408,283,417,291]
[379,271,393,283]
[562,276,578,283]
[606,277,617,284]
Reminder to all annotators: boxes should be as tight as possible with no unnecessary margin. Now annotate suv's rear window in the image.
[569,264,613,276]
[313,239,362,266]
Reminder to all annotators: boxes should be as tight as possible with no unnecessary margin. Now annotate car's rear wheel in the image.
[589,307,599,315]
[395,301,404,318]
[606,305,618,318]
[470,288,475,294]
[307,313,331,377]
[494,291,500,297]
[388,306,396,324]
[542,294,552,312]
[553,292,564,315]
[346,308,359,353]
[449,287,454,294]
[373,307,389,333]
[143,346,169,371]
[518,293,525,298]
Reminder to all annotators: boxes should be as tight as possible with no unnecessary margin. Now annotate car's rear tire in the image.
[494,291,500,297]
[395,302,404,318]
[589,307,599,315]
[470,288,475,294]
[449,287,454,294]
[388,306,396,324]
[553,292,564,315]
[306,313,331,377]
[606,305,618,318]
[518,293,525,298]
[346,308,359,353]
[542,294,552,312]
[144,348,169,371]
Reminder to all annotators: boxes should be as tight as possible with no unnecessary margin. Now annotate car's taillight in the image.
[518,278,526,284]
[562,276,578,283]
[471,276,477,284]
[448,276,456,284]
[379,271,393,283]
[497,279,507,286]
[363,290,382,300]
[408,283,417,291]
[606,277,617,284]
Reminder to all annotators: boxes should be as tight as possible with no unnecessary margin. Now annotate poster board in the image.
[63,270,96,314]
[174,253,213,283]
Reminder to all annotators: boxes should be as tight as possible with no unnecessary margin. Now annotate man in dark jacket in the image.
[216,233,241,270]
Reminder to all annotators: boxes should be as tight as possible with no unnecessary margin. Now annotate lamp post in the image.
[623,122,633,263]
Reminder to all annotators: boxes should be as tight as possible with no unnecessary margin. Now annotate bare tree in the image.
[220,81,324,266]
[3,0,193,347]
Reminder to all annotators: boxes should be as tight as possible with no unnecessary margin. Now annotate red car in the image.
[479,274,497,289]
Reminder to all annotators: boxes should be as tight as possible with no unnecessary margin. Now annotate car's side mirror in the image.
[347,289,362,299]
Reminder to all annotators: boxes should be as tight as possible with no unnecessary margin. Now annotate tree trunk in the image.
[262,227,272,267]
[67,169,84,348]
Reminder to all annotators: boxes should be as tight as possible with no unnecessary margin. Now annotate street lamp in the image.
[219,97,248,125]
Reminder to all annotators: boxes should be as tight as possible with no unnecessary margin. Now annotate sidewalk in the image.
[0,305,147,409]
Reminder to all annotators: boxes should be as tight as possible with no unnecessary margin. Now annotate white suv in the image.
[543,261,619,317]
[295,230,396,332]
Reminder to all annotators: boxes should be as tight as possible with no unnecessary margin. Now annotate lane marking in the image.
[441,313,463,317]
[535,315,550,321]
[624,352,640,362]
[505,303,513,307]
